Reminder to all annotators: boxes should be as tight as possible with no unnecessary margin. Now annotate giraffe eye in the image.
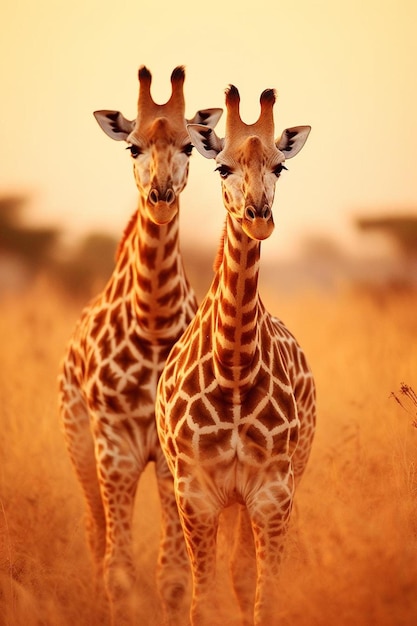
[182,143,194,156]
[215,165,231,179]
[274,163,288,177]
[126,144,142,158]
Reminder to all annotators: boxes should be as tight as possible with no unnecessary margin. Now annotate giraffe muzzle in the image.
[243,205,275,240]
[147,187,178,224]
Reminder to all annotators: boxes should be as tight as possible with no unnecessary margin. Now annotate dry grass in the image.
[1,280,417,625]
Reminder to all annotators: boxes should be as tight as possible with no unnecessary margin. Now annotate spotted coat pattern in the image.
[156,85,316,626]
[58,66,222,626]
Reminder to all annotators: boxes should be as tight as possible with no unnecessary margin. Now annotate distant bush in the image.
[356,214,417,259]
[0,195,59,271]
[52,233,117,299]
[0,194,118,298]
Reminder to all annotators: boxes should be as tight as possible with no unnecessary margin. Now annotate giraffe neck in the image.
[212,214,262,393]
[112,197,194,342]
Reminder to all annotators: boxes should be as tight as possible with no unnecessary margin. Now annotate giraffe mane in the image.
[116,210,137,260]
[213,219,227,272]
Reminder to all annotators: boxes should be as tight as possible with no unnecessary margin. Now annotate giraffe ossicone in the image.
[58,65,222,626]
[156,83,316,626]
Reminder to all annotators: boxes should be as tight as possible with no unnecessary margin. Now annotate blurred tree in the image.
[356,215,417,259]
[54,233,117,298]
[355,214,417,291]
[0,194,118,297]
[0,195,59,270]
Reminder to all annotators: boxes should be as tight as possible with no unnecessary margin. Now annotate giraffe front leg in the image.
[101,490,138,625]
[95,434,143,625]
[230,505,256,626]
[60,400,108,611]
[175,480,221,626]
[247,472,295,626]
[155,453,190,626]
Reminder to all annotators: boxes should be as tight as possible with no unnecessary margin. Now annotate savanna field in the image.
[1,278,417,626]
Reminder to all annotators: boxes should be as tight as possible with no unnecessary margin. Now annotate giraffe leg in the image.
[61,400,107,603]
[94,424,144,626]
[246,474,294,626]
[230,505,256,626]
[175,483,221,626]
[100,475,141,625]
[155,452,190,626]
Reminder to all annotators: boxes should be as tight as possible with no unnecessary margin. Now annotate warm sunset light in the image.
[1,0,416,260]
[1,3,417,626]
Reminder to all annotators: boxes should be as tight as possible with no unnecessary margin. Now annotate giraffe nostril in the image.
[245,206,256,221]
[262,205,271,220]
[148,188,159,205]
[165,188,176,205]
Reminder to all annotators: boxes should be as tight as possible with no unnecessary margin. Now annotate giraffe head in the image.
[187,85,310,240]
[94,66,223,225]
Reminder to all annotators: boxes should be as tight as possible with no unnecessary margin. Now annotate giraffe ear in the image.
[187,124,224,159]
[186,108,223,129]
[276,126,311,159]
[93,110,135,141]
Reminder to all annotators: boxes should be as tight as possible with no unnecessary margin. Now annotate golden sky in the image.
[1,0,416,259]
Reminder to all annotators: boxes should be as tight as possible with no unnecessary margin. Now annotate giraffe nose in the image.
[244,204,271,221]
[164,188,176,205]
[148,187,176,206]
[243,204,274,240]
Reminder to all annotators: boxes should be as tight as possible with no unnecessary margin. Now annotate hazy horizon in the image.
[1,0,417,261]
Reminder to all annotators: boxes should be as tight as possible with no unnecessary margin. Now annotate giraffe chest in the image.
[157,306,309,473]
[161,356,299,471]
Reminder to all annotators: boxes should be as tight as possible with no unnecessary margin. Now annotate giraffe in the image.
[58,65,222,626]
[155,84,316,626]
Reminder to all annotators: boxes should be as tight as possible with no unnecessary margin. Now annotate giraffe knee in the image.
[104,560,135,604]
[164,582,187,605]
[157,561,189,610]
[158,579,189,622]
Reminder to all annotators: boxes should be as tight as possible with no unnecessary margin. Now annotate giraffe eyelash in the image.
[215,165,232,179]
[182,143,194,156]
[274,164,288,176]
[126,144,142,158]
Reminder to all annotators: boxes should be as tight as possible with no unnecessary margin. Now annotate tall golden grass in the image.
[0,280,416,625]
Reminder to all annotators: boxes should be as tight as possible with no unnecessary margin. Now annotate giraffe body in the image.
[58,66,222,626]
[156,85,315,626]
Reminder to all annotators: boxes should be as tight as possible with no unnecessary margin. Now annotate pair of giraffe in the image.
[58,66,316,626]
